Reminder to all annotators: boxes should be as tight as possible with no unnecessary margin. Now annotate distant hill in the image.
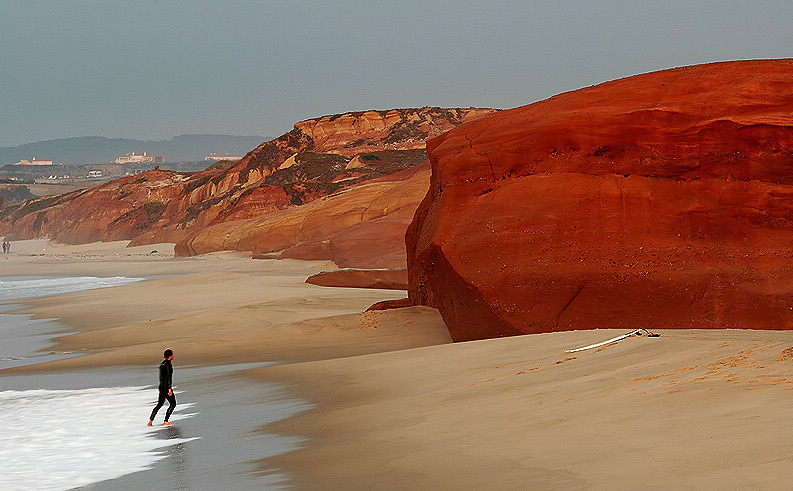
[0,134,268,165]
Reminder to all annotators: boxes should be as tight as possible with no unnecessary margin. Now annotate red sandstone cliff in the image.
[1,108,493,263]
[407,59,793,341]
[176,162,431,268]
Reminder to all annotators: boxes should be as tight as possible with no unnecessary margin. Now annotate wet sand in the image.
[1,363,310,490]
[5,239,793,488]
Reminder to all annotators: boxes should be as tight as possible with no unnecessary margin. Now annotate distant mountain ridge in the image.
[0,134,268,165]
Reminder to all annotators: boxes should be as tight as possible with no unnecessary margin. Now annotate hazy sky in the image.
[1,0,792,146]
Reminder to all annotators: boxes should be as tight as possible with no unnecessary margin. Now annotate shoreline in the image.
[5,239,793,488]
[0,363,313,489]
[0,239,452,488]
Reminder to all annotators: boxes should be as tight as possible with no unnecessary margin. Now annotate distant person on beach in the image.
[2,241,6,253]
[148,349,177,426]
[6,240,10,253]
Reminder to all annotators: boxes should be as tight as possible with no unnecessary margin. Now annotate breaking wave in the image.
[0,276,144,302]
[0,386,198,490]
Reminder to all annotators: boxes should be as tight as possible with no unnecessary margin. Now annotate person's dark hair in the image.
[164,349,173,359]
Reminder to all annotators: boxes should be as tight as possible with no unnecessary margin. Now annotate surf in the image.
[0,386,197,490]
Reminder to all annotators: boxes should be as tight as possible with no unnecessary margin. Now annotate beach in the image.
[3,240,793,489]
[0,239,449,489]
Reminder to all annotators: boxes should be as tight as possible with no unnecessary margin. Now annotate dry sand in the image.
[2,240,450,371]
[4,239,793,489]
[256,329,793,489]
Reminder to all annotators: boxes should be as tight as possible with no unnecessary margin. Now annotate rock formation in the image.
[175,162,431,268]
[407,60,793,341]
[305,268,408,290]
[0,108,494,265]
[365,298,412,311]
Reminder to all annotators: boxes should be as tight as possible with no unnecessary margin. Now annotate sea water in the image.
[0,276,144,369]
[0,275,144,302]
[0,276,198,490]
[0,277,312,489]
[0,387,198,490]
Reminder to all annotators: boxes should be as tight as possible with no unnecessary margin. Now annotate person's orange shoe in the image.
[147,420,153,427]
[163,421,174,426]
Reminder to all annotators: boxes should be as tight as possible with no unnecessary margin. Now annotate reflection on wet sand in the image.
[162,426,189,490]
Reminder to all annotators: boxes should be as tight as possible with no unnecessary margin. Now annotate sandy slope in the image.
[257,328,793,489]
[4,239,793,488]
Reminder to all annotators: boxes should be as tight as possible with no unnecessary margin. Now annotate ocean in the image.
[0,387,199,489]
[0,276,144,370]
[0,275,145,303]
[0,275,312,490]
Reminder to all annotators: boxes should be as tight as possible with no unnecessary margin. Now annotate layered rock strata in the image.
[407,60,793,341]
[176,162,431,268]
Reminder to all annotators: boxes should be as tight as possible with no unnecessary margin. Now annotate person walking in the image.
[148,349,177,426]
[2,241,6,253]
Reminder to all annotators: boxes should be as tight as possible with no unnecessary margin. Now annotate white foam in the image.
[0,386,198,490]
[0,276,144,302]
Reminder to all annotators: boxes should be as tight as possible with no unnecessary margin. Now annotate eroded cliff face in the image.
[293,108,493,156]
[1,107,494,255]
[407,60,793,341]
[2,171,190,245]
[176,162,432,269]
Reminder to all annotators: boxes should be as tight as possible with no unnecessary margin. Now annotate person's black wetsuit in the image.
[149,359,176,422]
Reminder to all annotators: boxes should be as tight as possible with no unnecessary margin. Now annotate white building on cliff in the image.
[115,152,164,164]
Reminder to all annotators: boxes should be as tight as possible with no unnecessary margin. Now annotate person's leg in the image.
[149,391,166,423]
[163,392,177,424]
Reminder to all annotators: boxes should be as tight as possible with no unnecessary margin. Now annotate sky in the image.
[1,0,792,147]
